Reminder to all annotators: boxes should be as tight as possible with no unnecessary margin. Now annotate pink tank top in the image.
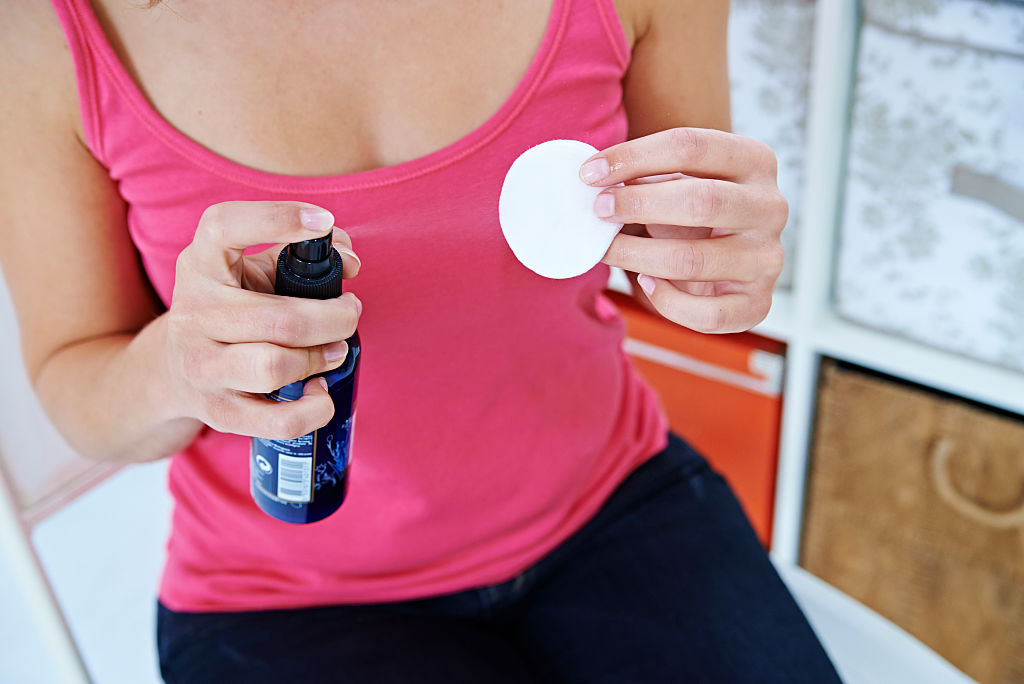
[51,0,669,611]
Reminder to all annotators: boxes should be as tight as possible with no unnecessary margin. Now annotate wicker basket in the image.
[801,361,1024,684]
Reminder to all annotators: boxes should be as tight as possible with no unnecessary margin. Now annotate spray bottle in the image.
[250,232,360,524]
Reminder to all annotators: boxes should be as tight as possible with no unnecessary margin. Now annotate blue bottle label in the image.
[254,434,315,503]
[251,414,353,506]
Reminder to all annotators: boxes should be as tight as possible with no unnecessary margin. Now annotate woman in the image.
[1,0,839,681]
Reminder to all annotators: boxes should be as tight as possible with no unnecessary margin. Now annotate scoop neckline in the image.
[76,0,569,194]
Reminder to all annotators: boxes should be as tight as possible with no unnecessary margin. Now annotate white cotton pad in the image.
[499,140,623,279]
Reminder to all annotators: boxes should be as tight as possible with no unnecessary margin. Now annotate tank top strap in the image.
[50,0,108,164]
[592,0,632,70]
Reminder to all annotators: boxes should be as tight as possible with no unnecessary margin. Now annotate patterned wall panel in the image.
[836,0,1024,371]
[729,0,817,290]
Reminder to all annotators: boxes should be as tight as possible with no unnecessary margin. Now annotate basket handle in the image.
[930,438,1024,529]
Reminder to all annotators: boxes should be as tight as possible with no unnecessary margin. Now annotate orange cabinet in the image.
[607,290,785,547]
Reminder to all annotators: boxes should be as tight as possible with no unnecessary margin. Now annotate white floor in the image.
[1,461,170,684]
[0,462,974,684]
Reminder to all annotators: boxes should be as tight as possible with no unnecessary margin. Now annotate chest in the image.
[92,0,552,176]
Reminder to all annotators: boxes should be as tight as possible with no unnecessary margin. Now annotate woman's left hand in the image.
[580,127,788,334]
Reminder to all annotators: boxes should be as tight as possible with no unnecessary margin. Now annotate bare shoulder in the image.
[0,0,83,144]
[615,0,731,136]
[614,0,730,46]
[0,2,154,382]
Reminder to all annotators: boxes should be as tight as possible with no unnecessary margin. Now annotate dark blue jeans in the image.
[157,433,841,683]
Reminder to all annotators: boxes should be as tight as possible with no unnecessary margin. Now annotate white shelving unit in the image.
[747,0,1024,567]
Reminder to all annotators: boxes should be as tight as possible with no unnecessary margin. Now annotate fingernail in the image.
[352,294,363,317]
[317,377,329,391]
[324,340,348,363]
[638,274,656,296]
[300,207,335,232]
[336,246,362,271]
[580,158,610,184]
[594,192,615,218]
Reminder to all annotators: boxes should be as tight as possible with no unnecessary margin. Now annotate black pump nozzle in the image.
[275,232,344,300]
[285,233,333,278]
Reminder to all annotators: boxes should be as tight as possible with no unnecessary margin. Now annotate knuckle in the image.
[757,142,779,177]
[252,347,289,389]
[198,203,230,242]
[265,310,304,347]
[764,243,786,278]
[686,179,721,224]
[201,392,233,428]
[270,411,308,441]
[173,248,192,280]
[313,398,336,430]
[669,127,709,165]
[770,192,790,229]
[205,221,228,250]
[199,202,225,226]
[670,242,706,280]
[338,296,360,337]
[173,251,204,295]
[750,240,784,281]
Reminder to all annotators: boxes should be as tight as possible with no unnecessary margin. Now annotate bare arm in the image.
[0,2,201,463]
[591,0,786,332]
[0,3,359,464]
[615,0,733,312]
[620,0,732,137]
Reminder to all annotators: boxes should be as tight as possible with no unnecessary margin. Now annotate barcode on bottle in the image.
[277,454,312,503]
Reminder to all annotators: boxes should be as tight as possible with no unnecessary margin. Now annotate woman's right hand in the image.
[161,201,362,440]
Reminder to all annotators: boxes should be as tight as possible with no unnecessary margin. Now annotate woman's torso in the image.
[50,0,669,611]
